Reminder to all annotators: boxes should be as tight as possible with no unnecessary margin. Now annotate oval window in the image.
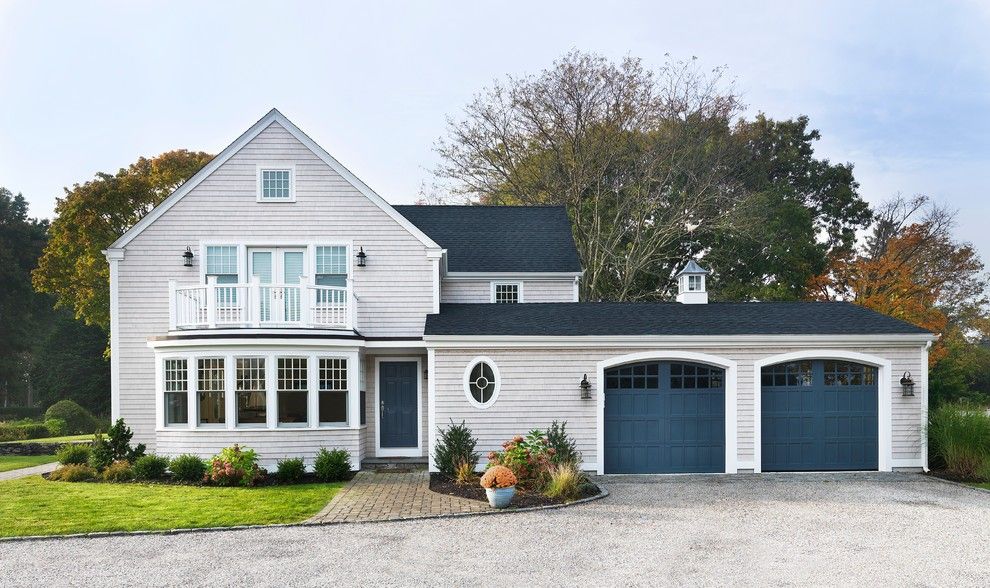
[464,358,500,408]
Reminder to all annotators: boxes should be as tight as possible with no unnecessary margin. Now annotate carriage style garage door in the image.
[761,360,879,471]
[604,361,725,474]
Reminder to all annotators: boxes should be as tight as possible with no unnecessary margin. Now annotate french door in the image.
[249,248,306,324]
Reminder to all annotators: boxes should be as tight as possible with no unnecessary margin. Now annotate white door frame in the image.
[752,350,892,473]
[596,350,738,476]
[375,357,423,458]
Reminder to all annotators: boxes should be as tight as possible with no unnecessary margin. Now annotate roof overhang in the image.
[423,333,937,349]
[443,271,583,281]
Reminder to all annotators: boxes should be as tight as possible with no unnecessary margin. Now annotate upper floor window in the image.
[206,246,239,284]
[315,246,348,287]
[258,168,294,201]
[492,282,520,304]
[687,275,703,292]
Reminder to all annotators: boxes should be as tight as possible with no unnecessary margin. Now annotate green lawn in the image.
[0,434,92,445]
[0,476,343,538]
[970,483,990,490]
[0,455,56,473]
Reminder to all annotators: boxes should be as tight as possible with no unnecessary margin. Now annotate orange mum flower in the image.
[480,465,517,489]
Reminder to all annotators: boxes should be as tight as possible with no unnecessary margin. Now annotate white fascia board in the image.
[109,108,442,253]
[423,333,937,349]
[443,271,583,281]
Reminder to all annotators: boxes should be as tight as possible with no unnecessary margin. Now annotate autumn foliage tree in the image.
[32,150,212,334]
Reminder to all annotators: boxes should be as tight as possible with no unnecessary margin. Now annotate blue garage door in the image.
[604,362,725,474]
[761,360,878,471]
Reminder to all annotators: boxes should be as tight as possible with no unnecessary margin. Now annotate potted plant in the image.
[480,465,517,508]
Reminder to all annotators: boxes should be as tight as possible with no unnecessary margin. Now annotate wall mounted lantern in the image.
[900,371,916,397]
[182,246,194,267]
[580,374,592,400]
[356,246,367,268]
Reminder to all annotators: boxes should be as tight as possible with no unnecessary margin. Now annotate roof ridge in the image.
[393,204,567,209]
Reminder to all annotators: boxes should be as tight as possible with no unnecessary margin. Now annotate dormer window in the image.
[257,167,294,201]
[688,275,703,292]
[492,282,521,304]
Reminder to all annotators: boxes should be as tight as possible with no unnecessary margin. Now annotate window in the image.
[360,390,367,425]
[197,358,225,425]
[319,358,348,425]
[492,282,520,304]
[205,246,239,284]
[278,357,308,425]
[670,363,723,390]
[687,275,703,291]
[761,361,813,387]
[236,358,266,425]
[259,169,293,200]
[164,359,188,426]
[606,363,660,389]
[464,358,500,408]
[315,246,348,287]
[824,361,876,386]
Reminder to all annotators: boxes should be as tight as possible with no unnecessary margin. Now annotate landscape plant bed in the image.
[429,472,600,508]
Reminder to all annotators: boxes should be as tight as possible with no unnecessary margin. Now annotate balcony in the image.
[168,276,356,331]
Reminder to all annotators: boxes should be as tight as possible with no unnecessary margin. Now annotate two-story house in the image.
[105,109,934,475]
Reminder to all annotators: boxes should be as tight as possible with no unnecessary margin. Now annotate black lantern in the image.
[182,246,194,267]
[580,374,592,400]
[356,246,367,267]
[900,371,915,397]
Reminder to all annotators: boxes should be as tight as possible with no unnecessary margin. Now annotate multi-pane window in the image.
[206,246,238,284]
[319,358,348,424]
[197,358,225,425]
[670,363,723,389]
[315,246,348,287]
[761,361,813,387]
[824,361,877,386]
[687,275,703,291]
[493,283,519,304]
[605,363,660,389]
[278,357,308,425]
[236,358,266,425]
[260,169,292,200]
[164,359,188,426]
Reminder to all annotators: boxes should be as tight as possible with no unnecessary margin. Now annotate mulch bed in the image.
[429,473,600,508]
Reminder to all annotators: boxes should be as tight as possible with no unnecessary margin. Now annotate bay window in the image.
[319,358,348,425]
[197,358,225,425]
[278,357,308,425]
[236,358,266,425]
[164,359,188,426]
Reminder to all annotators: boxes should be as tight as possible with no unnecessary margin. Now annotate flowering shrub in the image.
[480,465,517,489]
[487,430,555,489]
[208,444,263,487]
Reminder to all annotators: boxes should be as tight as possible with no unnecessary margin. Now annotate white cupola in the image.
[676,259,709,304]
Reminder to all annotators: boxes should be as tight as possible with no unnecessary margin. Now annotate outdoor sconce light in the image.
[356,246,367,268]
[580,374,592,400]
[182,246,194,267]
[900,372,916,397]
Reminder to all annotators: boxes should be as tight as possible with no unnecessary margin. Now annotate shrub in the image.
[88,434,115,471]
[208,444,263,487]
[480,465,517,489]
[275,457,306,483]
[56,443,91,466]
[434,420,479,477]
[44,400,100,435]
[313,448,351,482]
[487,430,554,489]
[546,420,581,466]
[105,418,146,462]
[49,464,97,482]
[0,421,50,442]
[44,418,68,437]
[169,454,208,483]
[132,455,170,480]
[0,406,43,421]
[454,460,477,486]
[102,460,134,483]
[543,462,586,501]
[928,403,990,480]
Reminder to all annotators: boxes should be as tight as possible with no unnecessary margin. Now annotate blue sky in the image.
[1,0,988,259]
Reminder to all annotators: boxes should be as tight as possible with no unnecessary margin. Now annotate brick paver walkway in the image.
[308,470,488,524]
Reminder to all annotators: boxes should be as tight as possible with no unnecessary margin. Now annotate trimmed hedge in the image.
[0,421,51,443]
[44,400,100,435]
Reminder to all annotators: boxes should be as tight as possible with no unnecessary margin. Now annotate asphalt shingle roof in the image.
[425,302,931,337]
[393,205,582,273]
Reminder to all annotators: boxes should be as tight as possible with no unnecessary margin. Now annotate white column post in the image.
[250,275,261,328]
[225,353,236,430]
[266,354,277,430]
[206,275,217,329]
[348,352,361,428]
[308,354,319,429]
[168,280,177,331]
[187,355,197,429]
[427,348,437,472]
[300,275,312,328]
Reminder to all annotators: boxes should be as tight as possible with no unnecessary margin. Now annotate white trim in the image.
[106,249,123,421]
[922,340,931,472]
[890,458,926,469]
[375,357,424,458]
[462,356,502,409]
[109,109,442,252]
[255,164,296,202]
[444,271,582,281]
[424,334,936,348]
[573,276,580,302]
[752,349,894,473]
[427,348,437,472]
[490,281,523,304]
[595,350,738,476]
[431,257,441,314]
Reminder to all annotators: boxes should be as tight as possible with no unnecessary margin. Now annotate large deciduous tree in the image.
[32,150,212,334]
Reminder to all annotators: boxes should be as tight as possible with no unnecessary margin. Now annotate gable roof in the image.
[392,205,583,273]
[424,302,932,337]
[108,109,440,251]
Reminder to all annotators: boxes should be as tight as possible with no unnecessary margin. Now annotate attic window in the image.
[492,282,520,304]
[258,167,294,201]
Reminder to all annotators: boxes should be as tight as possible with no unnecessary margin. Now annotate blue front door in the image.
[379,361,418,449]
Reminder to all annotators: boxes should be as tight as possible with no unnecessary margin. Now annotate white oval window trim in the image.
[463,356,501,409]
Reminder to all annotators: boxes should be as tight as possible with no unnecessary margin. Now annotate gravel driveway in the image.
[1,473,987,586]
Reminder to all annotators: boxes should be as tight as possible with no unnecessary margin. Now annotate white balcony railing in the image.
[168,276,356,331]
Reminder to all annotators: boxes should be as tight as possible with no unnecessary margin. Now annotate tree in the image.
[32,150,212,334]
[433,51,872,302]
[29,312,111,415]
[0,188,49,406]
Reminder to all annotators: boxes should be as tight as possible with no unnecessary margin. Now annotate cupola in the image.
[676,259,709,304]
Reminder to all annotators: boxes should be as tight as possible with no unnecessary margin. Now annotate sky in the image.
[1,0,988,259]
